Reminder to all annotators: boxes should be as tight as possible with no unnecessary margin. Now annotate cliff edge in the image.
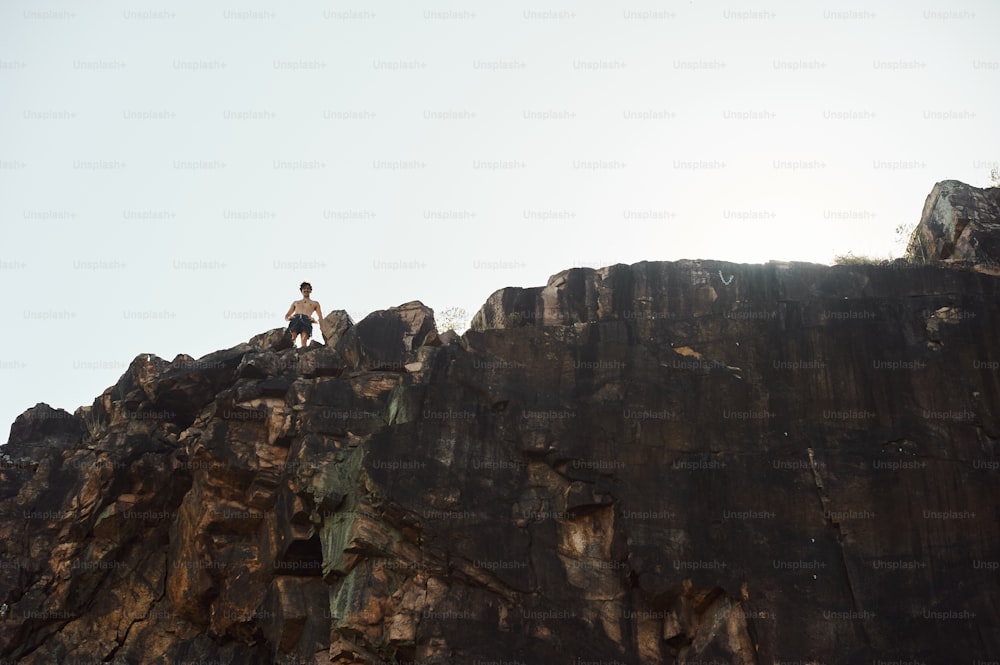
[2,181,999,664]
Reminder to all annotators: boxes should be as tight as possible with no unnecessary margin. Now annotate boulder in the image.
[1,403,85,500]
[336,301,436,371]
[319,310,354,348]
[907,179,1000,272]
[249,327,294,353]
[4,402,84,454]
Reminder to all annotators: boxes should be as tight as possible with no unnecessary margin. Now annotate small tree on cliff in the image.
[437,306,470,333]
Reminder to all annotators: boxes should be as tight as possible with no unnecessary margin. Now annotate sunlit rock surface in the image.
[907,179,1000,272]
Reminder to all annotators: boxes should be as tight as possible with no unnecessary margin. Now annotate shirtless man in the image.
[285,282,323,348]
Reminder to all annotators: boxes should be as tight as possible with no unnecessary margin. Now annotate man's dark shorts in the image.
[288,314,313,338]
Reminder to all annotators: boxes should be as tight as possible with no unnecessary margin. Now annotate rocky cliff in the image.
[907,178,1000,272]
[2,182,999,664]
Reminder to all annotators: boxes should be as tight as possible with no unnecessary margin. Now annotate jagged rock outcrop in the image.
[319,310,354,350]
[907,179,1000,272]
[3,198,1000,663]
[336,301,436,372]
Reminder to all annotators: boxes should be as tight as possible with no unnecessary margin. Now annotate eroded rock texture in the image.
[907,179,1000,272]
[2,258,1000,664]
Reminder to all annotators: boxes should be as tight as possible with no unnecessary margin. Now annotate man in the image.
[285,282,323,349]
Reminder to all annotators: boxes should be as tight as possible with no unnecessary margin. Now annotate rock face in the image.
[319,310,355,350]
[907,179,1000,271]
[3,263,1000,661]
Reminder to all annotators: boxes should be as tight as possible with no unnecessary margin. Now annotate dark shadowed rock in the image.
[1,404,85,500]
[147,344,253,428]
[249,327,295,353]
[2,184,1000,663]
[337,301,436,371]
[4,403,84,455]
[295,345,345,379]
[438,329,460,346]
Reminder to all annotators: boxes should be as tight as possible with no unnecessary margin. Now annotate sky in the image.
[2,0,998,439]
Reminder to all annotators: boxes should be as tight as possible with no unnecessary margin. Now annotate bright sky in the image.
[2,0,998,439]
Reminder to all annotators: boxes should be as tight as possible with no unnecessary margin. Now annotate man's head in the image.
[300,282,312,293]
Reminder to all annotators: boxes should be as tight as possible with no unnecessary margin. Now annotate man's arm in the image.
[313,301,323,321]
[285,302,296,321]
